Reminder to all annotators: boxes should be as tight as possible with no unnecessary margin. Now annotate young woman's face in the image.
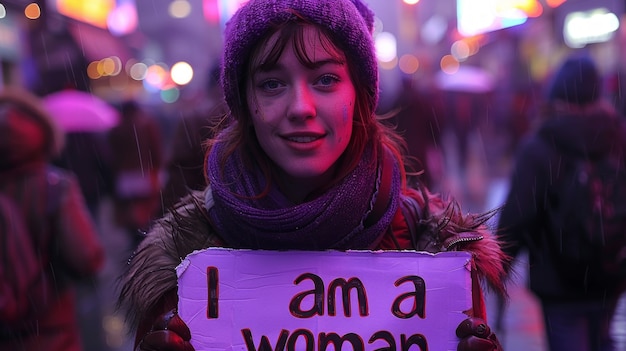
[246,25,355,195]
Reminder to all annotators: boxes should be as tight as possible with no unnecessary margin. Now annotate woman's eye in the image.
[317,74,339,87]
[260,79,282,91]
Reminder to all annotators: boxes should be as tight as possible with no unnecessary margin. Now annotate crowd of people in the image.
[1,0,626,350]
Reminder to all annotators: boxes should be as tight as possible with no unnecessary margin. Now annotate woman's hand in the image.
[456,317,503,351]
[136,309,195,351]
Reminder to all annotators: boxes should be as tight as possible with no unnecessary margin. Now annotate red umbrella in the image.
[43,90,120,132]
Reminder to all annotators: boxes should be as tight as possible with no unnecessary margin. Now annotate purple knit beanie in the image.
[221,0,378,114]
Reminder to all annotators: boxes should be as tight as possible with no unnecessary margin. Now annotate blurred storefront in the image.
[0,0,624,110]
[395,0,623,90]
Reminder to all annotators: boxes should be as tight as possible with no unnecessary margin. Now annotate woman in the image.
[0,87,105,351]
[119,0,507,350]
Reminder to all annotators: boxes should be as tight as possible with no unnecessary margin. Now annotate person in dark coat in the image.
[497,54,626,351]
[0,87,105,351]
[160,65,227,215]
[389,76,445,190]
[108,100,165,245]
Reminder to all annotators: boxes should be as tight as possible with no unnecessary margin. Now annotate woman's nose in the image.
[288,82,316,120]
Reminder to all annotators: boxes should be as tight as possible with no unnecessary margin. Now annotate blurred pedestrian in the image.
[160,65,227,214]
[389,75,445,190]
[48,91,117,351]
[0,87,105,351]
[108,99,165,247]
[53,130,114,218]
[497,53,626,351]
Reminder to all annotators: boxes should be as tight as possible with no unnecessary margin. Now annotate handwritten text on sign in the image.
[177,248,472,351]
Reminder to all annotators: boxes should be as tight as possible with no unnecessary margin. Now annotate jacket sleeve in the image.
[50,172,105,277]
[496,137,552,269]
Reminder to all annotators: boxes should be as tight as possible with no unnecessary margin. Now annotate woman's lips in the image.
[281,132,326,150]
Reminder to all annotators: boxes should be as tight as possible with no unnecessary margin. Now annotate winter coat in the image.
[160,99,226,215]
[119,186,507,347]
[0,167,105,351]
[497,101,626,301]
[108,103,165,231]
[0,88,105,351]
[53,131,114,213]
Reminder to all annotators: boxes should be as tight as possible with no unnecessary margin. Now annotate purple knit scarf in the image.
[205,141,401,250]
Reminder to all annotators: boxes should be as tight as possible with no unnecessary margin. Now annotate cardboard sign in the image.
[177,248,473,351]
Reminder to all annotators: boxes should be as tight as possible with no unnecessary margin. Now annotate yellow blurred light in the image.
[440,55,460,74]
[87,61,102,79]
[169,0,191,19]
[56,0,115,28]
[24,3,41,19]
[101,58,117,76]
[398,55,420,74]
[96,61,106,76]
[510,0,542,15]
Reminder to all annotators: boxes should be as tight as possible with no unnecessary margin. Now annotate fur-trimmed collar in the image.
[118,187,507,331]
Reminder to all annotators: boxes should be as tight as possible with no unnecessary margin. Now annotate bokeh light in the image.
[145,64,168,88]
[161,87,181,103]
[451,40,471,61]
[129,62,149,81]
[546,0,566,7]
[171,61,194,85]
[108,2,138,35]
[56,0,114,28]
[169,0,192,19]
[375,32,397,63]
[24,3,41,19]
[440,55,460,74]
[87,61,102,79]
[398,54,420,74]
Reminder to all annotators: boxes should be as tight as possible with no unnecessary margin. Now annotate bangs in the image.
[250,21,346,73]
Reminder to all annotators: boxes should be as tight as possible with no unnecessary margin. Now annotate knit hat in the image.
[548,55,601,105]
[221,0,378,114]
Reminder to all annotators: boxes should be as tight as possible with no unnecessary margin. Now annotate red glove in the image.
[136,310,195,351]
[456,317,503,351]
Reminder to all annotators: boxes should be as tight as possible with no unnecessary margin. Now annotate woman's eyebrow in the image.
[309,58,345,69]
[256,57,344,73]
